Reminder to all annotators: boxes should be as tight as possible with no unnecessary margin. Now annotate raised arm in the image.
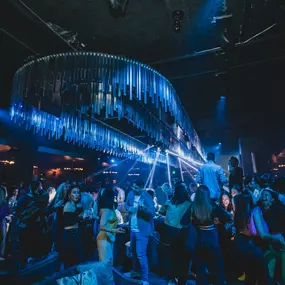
[253,207,285,244]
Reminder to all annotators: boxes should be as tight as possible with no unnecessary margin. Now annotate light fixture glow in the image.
[166,153,172,188]
[178,158,184,181]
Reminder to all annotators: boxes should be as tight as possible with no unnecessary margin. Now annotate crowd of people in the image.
[0,152,285,285]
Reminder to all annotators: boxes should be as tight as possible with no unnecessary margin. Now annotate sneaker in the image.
[238,272,246,281]
[124,271,141,279]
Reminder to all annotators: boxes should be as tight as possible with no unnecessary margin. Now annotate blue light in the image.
[219,142,222,145]
[111,159,115,163]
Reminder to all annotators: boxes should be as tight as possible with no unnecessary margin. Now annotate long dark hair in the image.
[98,188,116,211]
[234,194,253,231]
[64,187,81,205]
[219,191,233,212]
[0,186,6,206]
[193,185,212,223]
[170,182,190,206]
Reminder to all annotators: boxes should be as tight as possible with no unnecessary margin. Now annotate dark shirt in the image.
[181,202,231,229]
[63,207,83,228]
[15,193,47,226]
[262,202,285,236]
[229,167,243,188]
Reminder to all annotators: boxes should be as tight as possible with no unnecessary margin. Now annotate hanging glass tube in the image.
[10,52,205,162]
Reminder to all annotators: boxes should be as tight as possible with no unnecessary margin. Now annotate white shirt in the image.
[130,195,141,232]
[196,161,228,199]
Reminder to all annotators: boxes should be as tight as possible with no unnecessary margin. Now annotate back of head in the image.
[193,185,212,223]
[234,193,253,231]
[207,152,215,162]
[229,156,239,167]
[98,188,115,210]
[244,175,263,189]
[171,182,189,205]
[133,179,144,189]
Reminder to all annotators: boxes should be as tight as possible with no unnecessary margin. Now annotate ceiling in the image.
[16,0,282,61]
[1,0,285,165]
[20,0,217,61]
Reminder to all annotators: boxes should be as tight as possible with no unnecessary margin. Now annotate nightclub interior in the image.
[1,0,285,284]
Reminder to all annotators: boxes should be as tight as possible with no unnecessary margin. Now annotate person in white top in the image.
[196,153,228,201]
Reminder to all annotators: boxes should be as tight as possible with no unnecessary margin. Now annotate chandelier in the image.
[10,52,204,163]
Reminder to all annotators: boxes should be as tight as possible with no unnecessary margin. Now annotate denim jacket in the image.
[125,190,155,236]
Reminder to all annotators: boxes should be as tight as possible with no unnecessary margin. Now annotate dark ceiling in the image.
[13,0,283,61]
[1,0,285,163]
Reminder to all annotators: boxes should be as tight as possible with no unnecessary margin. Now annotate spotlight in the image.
[219,142,222,145]
[111,159,115,163]
[172,10,184,33]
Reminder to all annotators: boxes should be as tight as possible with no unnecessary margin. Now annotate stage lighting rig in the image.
[211,0,235,49]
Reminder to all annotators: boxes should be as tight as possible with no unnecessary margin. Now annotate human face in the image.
[222,195,230,209]
[249,178,259,190]
[70,188,80,203]
[261,190,274,211]
[132,183,142,195]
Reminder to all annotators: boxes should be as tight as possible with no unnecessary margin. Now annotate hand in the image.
[214,218,220,225]
[222,185,230,193]
[114,228,125,234]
